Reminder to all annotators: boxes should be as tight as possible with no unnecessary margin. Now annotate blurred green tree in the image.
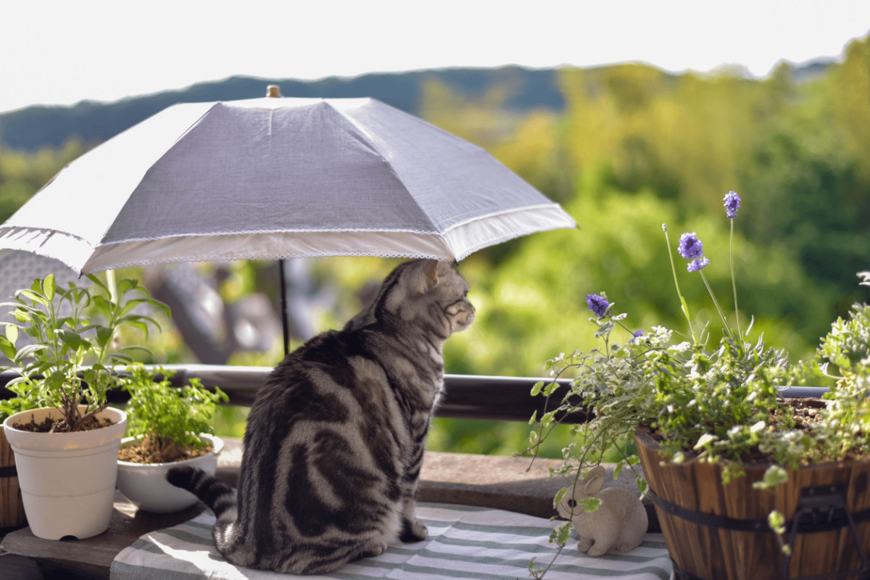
[0,139,86,223]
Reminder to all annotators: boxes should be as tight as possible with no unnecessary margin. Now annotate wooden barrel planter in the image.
[635,428,870,580]
[0,428,27,533]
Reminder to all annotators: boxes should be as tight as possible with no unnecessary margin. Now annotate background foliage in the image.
[2,34,869,456]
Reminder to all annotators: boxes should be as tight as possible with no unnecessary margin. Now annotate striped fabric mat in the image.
[111,503,673,580]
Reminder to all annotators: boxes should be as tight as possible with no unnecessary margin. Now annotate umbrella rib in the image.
[0,226,91,275]
[440,203,577,261]
[450,221,573,262]
[0,225,90,244]
[322,99,443,234]
[439,203,573,235]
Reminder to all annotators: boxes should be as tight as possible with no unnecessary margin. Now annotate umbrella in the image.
[0,87,576,354]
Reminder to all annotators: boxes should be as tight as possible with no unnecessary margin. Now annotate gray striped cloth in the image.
[111,503,673,580]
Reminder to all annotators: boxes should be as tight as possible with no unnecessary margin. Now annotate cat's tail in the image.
[168,467,254,566]
[166,466,237,522]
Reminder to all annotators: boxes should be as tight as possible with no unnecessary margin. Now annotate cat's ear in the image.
[412,260,440,296]
[426,260,440,288]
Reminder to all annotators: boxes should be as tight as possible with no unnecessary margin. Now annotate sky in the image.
[1,0,869,114]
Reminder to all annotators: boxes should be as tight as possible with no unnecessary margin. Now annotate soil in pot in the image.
[118,434,213,464]
[11,413,114,433]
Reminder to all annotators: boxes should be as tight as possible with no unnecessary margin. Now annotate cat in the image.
[167,259,474,574]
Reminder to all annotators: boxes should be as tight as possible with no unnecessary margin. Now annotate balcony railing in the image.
[0,364,828,422]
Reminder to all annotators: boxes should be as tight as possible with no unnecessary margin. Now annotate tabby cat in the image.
[167,259,474,574]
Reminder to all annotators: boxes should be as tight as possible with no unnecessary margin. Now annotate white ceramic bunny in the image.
[556,465,648,556]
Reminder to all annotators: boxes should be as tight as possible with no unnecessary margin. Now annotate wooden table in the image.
[0,440,655,579]
[0,491,207,580]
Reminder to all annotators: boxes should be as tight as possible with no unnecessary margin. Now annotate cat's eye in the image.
[567,499,577,508]
[463,291,469,297]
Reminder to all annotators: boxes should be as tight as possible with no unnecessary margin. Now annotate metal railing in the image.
[0,365,827,424]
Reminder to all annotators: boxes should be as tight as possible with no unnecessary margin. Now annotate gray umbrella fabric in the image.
[0,96,575,274]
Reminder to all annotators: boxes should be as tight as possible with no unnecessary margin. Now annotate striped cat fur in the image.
[167,259,474,574]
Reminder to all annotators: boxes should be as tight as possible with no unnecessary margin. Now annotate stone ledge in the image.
[216,438,659,531]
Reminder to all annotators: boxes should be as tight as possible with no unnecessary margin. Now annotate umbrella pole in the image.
[279,259,290,357]
[268,86,290,358]
[106,269,118,304]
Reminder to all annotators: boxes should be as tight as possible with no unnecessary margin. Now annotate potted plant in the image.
[525,192,870,580]
[116,363,228,513]
[0,274,169,540]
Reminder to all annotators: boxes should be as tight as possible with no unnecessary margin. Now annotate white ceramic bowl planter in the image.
[2,406,127,540]
[116,433,223,513]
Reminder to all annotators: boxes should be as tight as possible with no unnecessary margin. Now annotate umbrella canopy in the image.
[0,95,575,274]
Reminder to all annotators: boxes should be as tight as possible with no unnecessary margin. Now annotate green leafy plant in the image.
[523,191,870,575]
[0,390,40,426]
[120,364,228,464]
[0,274,169,432]
[810,282,870,462]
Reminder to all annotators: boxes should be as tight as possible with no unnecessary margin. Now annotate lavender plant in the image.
[525,191,870,575]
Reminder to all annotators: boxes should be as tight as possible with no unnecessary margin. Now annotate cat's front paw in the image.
[359,541,389,559]
[399,518,428,543]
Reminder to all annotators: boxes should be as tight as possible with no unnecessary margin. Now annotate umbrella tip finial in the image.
[266,85,282,98]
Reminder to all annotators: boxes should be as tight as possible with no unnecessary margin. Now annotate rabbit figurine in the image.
[556,465,648,556]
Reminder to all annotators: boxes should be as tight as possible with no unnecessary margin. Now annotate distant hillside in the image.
[0,59,835,152]
[0,67,565,151]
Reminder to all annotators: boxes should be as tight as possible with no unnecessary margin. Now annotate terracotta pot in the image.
[0,428,26,533]
[116,433,223,513]
[635,427,870,580]
[3,406,127,540]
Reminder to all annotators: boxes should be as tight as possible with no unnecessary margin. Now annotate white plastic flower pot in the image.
[2,406,127,540]
[116,433,223,513]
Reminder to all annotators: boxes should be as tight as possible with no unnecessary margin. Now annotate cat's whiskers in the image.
[467,321,488,344]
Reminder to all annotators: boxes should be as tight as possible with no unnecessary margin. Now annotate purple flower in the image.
[630,330,644,344]
[724,191,741,219]
[634,330,645,337]
[678,233,710,271]
[586,294,611,317]
[678,233,704,260]
[687,256,710,272]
